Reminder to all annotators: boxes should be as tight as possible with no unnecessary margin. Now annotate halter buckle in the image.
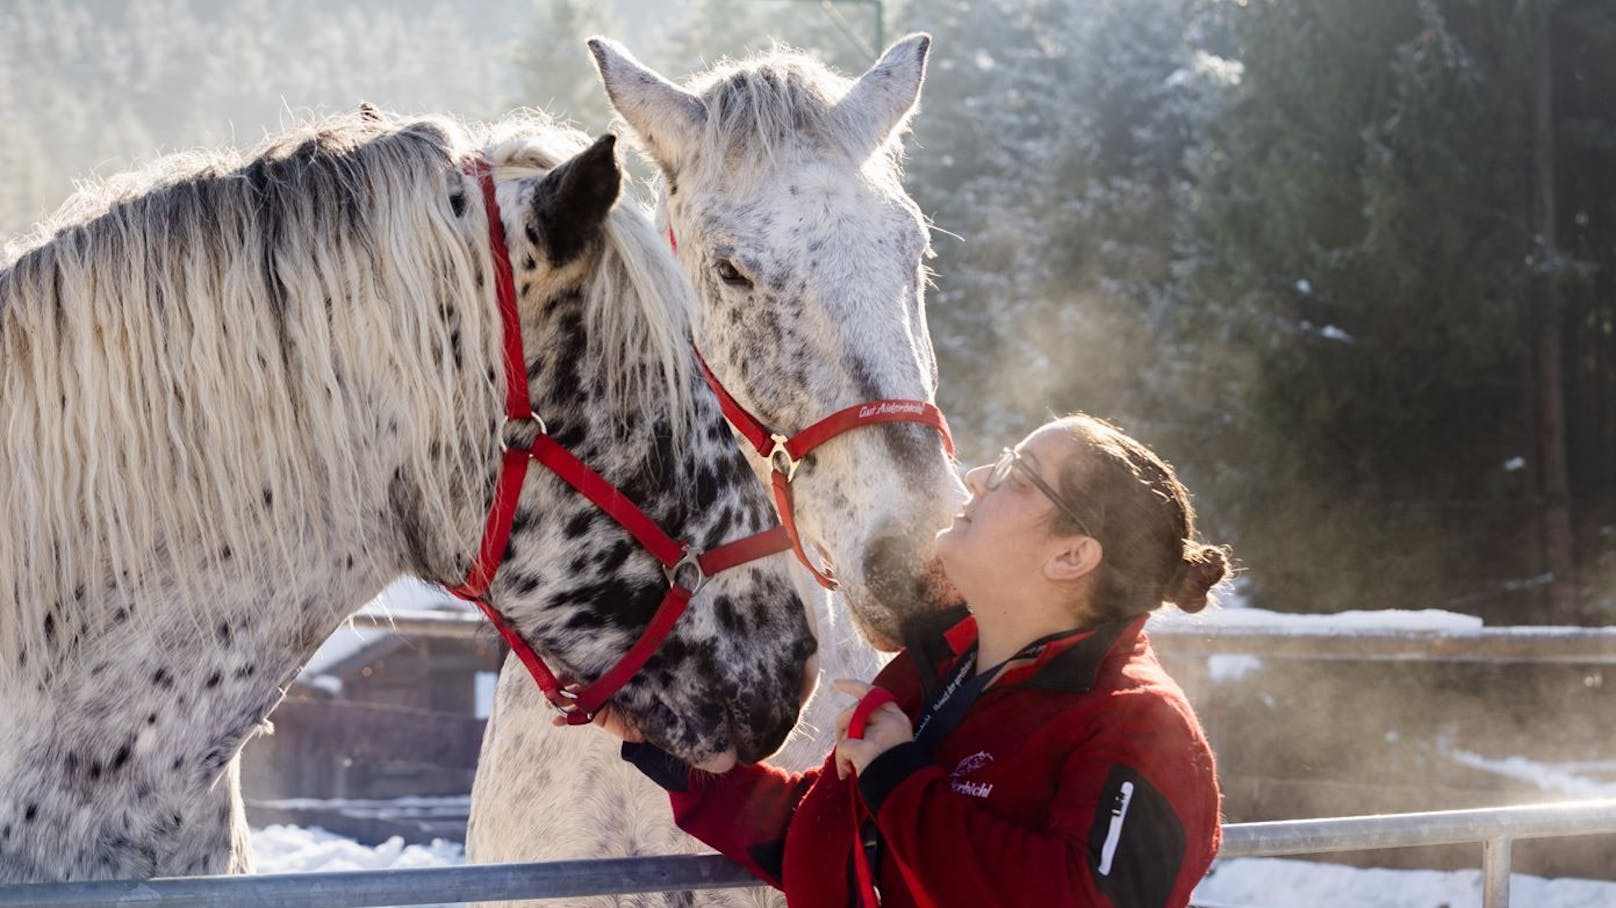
[663,548,708,593]
[499,414,548,452]
[768,434,800,481]
[550,685,581,715]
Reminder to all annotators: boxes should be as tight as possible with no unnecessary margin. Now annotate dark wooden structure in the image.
[240,614,505,843]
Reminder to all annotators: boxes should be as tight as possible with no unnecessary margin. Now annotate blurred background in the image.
[5,0,1613,625]
[5,0,1616,884]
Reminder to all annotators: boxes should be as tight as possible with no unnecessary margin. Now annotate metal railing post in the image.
[1483,834,1512,908]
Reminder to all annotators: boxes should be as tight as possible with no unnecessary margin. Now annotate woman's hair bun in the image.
[1166,544,1231,613]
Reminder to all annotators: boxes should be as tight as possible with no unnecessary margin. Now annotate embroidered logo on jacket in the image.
[949,750,995,798]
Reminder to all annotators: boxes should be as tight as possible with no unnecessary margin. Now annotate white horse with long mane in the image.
[0,111,820,882]
[467,36,964,908]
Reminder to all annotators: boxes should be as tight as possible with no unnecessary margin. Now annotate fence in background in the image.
[352,608,1616,663]
[7,610,1599,907]
[2,800,1614,908]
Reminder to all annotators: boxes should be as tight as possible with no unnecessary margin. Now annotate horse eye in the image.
[715,260,752,288]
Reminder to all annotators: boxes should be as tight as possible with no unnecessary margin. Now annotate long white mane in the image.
[0,110,692,683]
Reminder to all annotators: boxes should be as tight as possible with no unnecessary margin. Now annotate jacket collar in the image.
[939,612,1149,694]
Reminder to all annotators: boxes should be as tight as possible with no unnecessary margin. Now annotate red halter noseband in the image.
[669,226,956,590]
[449,158,791,724]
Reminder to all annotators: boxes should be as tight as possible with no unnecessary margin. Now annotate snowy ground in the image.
[1195,857,1616,908]
[251,824,1616,908]
[251,824,464,875]
[252,825,467,908]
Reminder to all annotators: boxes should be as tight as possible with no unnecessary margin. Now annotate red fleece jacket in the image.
[624,614,1221,908]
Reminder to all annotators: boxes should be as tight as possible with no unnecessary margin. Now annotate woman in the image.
[586,414,1227,908]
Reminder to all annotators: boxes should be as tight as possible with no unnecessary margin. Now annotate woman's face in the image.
[936,425,1079,594]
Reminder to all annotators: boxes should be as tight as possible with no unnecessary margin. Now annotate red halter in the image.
[669,226,956,590]
[449,158,791,724]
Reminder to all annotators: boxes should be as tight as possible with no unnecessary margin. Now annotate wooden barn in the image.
[241,580,506,843]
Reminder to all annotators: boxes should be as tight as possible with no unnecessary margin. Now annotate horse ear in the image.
[531,134,621,267]
[836,33,932,151]
[587,36,706,176]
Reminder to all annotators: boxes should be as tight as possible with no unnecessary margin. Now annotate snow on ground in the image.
[251,824,1616,908]
[251,824,463,874]
[1441,749,1616,800]
[252,824,467,907]
[1195,857,1616,908]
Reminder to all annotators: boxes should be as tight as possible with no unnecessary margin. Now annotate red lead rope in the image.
[450,158,791,724]
[845,687,937,908]
[667,223,956,590]
[846,688,898,907]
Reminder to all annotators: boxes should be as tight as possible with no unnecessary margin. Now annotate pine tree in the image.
[1178,0,1564,617]
[655,0,867,80]
[896,0,1230,462]
[892,0,1075,453]
[1551,0,1616,616]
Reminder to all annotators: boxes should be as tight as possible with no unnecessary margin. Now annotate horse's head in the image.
[454,130,816,768]
[589,37,967,650]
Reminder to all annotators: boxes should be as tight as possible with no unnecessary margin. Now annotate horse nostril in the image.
[862,532,912,586]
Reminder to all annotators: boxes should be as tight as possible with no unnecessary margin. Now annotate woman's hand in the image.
[832,679,913,780]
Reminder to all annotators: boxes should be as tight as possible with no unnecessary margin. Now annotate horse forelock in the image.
[680,47,909,193]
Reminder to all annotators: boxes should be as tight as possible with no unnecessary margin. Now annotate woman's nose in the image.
[962,462,990,496]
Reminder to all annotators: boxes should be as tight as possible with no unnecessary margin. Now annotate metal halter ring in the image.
[499,414,548,453]
[767,434,800,481]
[663,548,709,593]
[550,685,581,715]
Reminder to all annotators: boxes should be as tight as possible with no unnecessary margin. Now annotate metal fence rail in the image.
[1149,623,1616,664]
[1219,798,1616,908]
[355,608,1616,664]
[3,800,1614,908]
[0,855,754,908]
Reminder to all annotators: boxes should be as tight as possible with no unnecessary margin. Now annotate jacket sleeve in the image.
[858,742,1189,908]
[621,742,823,889]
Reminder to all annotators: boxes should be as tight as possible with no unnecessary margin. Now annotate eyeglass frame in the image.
[986,446,1096,538]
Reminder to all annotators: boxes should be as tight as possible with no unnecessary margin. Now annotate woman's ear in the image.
[1044,536,1102,584]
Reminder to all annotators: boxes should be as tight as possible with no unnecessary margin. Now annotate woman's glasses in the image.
[986,447,1095,537]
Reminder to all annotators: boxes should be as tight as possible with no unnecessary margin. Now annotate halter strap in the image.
[694,349,955,590]
[667,222,954,589]
[451,158,791,724]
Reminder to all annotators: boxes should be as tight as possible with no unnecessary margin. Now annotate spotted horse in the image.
[0,110,818,883]
[467,35,966,908]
